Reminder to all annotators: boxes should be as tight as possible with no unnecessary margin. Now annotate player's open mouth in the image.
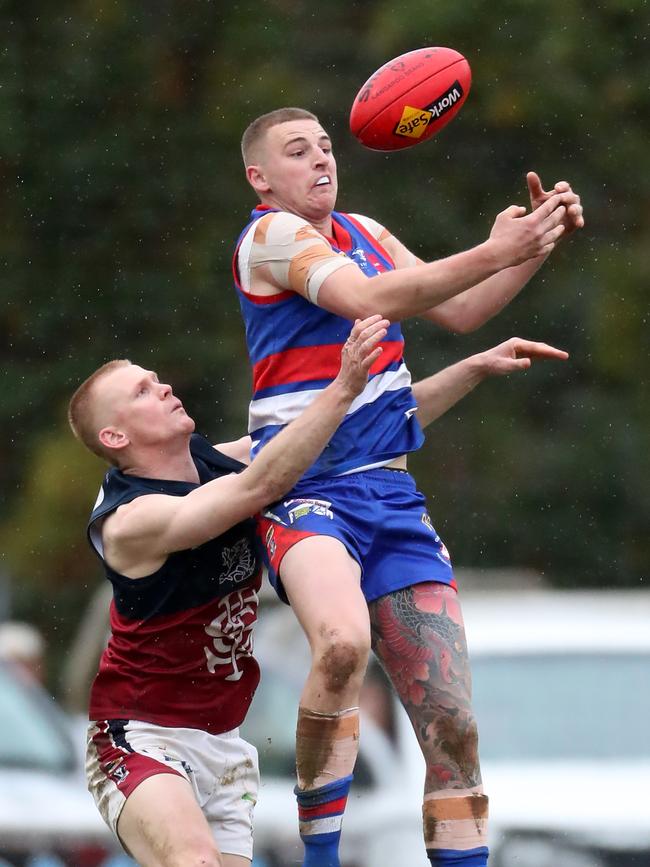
[314,176,330,186]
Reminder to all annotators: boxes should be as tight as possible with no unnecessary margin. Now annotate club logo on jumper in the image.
[220,538,256,585]
[350,247,386,275]
[204,585,258,681]
[394,81,464,139]
[107,760,129,784]
[421,512,434,532]
[285,498,334,524]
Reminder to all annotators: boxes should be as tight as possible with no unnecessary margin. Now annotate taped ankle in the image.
[423,793,489,853]
[296,706,359,791]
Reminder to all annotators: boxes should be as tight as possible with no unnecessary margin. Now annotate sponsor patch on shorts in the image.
[284,498,334,524]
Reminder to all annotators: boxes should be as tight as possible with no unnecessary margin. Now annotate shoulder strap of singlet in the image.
[332,211,396,270]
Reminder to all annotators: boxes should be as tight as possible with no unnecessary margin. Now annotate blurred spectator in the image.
[360,659,398,745]
[60,581,111,714]
[0,620,46,684]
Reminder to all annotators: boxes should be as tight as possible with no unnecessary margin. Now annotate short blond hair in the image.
[68,359,131,464]
[241,107,320,166]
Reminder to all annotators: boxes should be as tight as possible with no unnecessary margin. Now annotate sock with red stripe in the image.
[295,773,353,867]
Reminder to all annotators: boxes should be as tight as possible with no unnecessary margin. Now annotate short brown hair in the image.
[68,359,131,464]
[241,107,320,165]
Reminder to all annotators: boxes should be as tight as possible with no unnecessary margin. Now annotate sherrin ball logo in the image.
[350,47,472,151]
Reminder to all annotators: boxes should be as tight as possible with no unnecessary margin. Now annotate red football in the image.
[350,47,472,151]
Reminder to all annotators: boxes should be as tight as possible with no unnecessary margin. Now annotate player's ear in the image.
[246,164,271,194]
[98,427,130,453]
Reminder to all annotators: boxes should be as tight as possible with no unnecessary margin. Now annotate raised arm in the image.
[103,315,388,575]
[412,337,569,429]
[316,196,567,322]
[421,174,585,333]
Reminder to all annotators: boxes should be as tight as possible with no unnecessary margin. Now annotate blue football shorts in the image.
[256,467,455,604]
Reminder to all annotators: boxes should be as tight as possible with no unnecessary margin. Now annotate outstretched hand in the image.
[337,314,389,396]
[527,171,584,237]
[478,337,569,376]
[489,193,567,267]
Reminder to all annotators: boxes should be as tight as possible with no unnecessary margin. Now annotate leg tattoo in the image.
[368,582,481,793]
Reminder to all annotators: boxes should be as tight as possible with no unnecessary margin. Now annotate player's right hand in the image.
[527,172,585,237]
[337,314,389,397]
[489,193,567,267]
[477,337,569,376]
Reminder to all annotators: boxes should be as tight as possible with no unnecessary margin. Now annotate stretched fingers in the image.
[486,338,569,376]
[532,192,565,221]
[347,314,383,343]
[554,184,585,231]
[541,199,567,228]
[502,204,527,218]
[546,222,566,246]
[344,315,389,367]
[526,171,547,199]
[509,338,569,361]
[567,202,585,229]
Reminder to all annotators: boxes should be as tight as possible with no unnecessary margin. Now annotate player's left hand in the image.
[478,337,569,376]
[527,172,584,237]
[337,314,390,397]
